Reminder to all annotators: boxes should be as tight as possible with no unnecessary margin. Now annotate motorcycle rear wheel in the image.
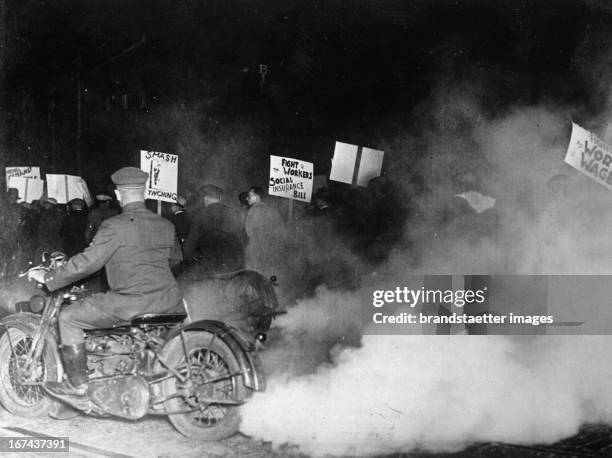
[0,326,60,417]
[162,331,247,441]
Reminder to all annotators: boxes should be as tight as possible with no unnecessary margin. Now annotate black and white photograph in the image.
[1,0,612,456]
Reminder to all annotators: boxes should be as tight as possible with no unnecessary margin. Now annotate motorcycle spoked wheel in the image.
[161,331,246,441]
[0,326,60,417]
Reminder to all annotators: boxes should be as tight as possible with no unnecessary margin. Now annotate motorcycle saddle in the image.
[85,313,187,336]
[129,313,187,326]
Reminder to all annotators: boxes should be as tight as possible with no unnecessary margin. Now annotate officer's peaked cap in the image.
[111,167,148,188]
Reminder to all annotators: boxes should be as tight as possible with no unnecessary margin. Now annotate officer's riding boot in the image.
[45,343,88,397]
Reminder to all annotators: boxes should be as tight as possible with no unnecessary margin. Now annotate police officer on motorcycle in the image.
[28,167,183,398]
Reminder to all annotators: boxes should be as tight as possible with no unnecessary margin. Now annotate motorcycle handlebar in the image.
[18,252,67,278]
[18,265,51,278]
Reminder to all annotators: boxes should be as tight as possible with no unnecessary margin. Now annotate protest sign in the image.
[329,142,358,184]
[564,122,612,190]
[46,174,93,206]
[6,166,40,188]
[356,147,384,186]
[329,142,384,187]
[269,155,313,203]
[6,176,44,203]
[140,150,178,203]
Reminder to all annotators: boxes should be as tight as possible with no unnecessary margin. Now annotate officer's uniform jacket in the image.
[85,205,119,243]
[45,201,183,320]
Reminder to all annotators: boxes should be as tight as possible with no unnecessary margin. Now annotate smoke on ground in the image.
[244,333,612,456]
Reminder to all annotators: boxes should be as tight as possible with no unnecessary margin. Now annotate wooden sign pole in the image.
[64,175,69,204]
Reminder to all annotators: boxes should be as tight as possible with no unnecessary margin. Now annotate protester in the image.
[167,195,189,243]
[36,197,65,259]
[309,188,331,217]
[0,188,26,281]
[244,186,286,278]
[85,193,119,244]
[60,198,89,257]
[183,184,246,275]
[238,191,250,223]
[19,199,41,269]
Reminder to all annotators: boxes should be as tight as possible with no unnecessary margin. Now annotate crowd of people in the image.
[0,189,120,283]
[0,175,407,304]
[177,184,287,282]
[174,178,407,300]
[0,182,291,286]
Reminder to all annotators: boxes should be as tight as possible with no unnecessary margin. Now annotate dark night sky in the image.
[2,0,612,192]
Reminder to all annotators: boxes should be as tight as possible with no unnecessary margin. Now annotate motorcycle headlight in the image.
[29,295,45,313]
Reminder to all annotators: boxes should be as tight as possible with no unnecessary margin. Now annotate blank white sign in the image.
[357,147,384,187]
[329,142,358,184]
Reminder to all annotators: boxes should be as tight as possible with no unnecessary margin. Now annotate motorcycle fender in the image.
[0,313,63,382]
[164,320,266,392]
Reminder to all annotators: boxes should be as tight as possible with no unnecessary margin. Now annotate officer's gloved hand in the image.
[27,268,47,284]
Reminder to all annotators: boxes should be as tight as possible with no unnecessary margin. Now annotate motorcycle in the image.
[0,253,267,441]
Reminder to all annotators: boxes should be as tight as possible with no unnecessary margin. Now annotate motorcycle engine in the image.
[88,375,150,420]
[83,334,151,419]
[85,335,141,377]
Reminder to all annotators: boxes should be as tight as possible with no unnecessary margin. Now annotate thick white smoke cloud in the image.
[244,332,612,456]
[259,286,363,379]
[473,106,612,275]
[242,65,612,454]
[400,89,612,275]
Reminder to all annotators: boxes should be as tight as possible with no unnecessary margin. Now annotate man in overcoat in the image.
[244,186,286,276]
[183,184,246,274]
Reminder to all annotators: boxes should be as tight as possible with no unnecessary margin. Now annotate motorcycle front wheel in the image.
[0,325,60,417]
[161,331,247,441]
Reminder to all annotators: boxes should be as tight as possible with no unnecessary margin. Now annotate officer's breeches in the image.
[58,300,124,345]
